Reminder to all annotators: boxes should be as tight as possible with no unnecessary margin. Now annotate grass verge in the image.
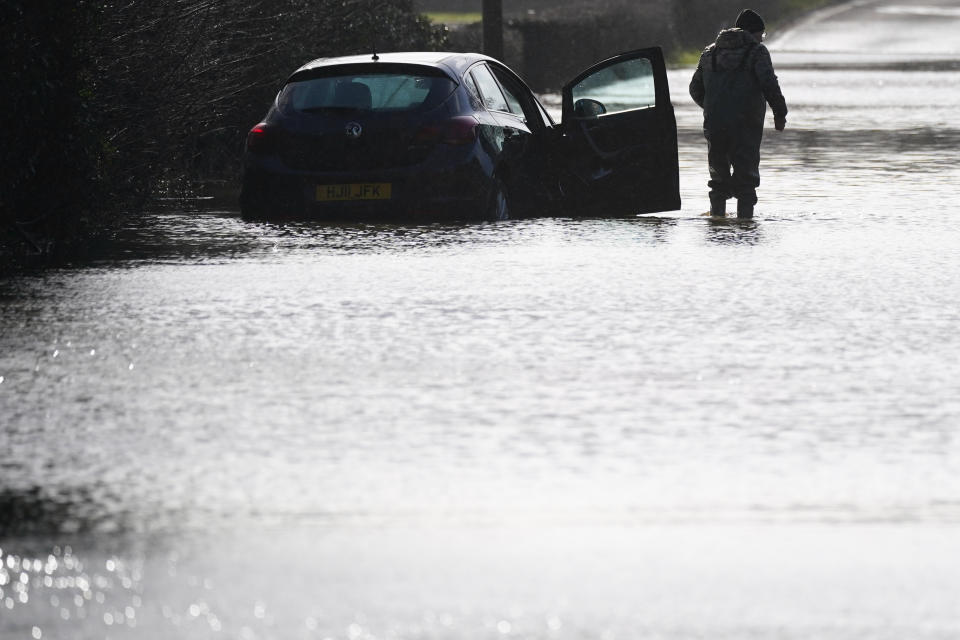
[425,12,481,25]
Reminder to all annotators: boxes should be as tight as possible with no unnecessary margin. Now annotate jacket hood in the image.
[715,28,758,50]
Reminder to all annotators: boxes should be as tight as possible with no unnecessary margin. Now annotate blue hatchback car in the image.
[240,49,680,221]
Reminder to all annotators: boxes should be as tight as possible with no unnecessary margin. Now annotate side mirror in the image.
[573,98,607,119]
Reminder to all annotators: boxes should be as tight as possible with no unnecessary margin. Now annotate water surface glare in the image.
[2,57,960,639]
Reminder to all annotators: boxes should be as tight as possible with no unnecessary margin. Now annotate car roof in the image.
[292,51,498,80]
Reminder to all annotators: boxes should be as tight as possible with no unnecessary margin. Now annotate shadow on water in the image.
[0,486,140,538]
[553,212,678,244]
[3,209,682,277]
[3,213,525,272]
[191,214,677,256]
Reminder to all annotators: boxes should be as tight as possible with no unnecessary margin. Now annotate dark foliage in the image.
[1,0,446,254]
[1,1,101,251]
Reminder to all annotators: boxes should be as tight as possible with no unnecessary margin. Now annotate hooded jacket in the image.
[689,28,787,134]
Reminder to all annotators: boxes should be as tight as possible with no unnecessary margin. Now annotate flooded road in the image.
[3,1,960,638]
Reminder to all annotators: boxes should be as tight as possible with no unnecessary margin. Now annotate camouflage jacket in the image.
[689,28,787,132]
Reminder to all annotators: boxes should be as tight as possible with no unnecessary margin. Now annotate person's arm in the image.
[689,60,706,109]
[753,45,787,129]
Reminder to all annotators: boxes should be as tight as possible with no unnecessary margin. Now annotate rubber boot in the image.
[709,194,726,217]
[736,199,754,219]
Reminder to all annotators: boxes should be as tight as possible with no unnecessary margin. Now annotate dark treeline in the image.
[1,0,445,254]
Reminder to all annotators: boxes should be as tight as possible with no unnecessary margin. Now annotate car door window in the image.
[569,57,656,117]
[491,64,554,130]
[461,70,482,108]
[470,64,510,113]
[492,72,524,116]
[535,98,554,127]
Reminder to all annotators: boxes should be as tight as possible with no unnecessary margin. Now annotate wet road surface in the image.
[772,0,960,67]
[2,1,960,638]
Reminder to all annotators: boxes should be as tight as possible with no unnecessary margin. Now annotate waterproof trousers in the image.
[706,125,763,205]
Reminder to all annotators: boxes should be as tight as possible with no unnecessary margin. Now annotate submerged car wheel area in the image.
[240,50,680,222]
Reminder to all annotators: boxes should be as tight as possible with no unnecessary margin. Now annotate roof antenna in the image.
[372,44,379,62]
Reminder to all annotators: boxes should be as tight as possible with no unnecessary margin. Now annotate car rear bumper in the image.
[241,151,492,222]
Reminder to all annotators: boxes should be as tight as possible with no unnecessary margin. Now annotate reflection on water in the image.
[0,545,144,636]
[4,526,960,640]
[770,127,960,172]
[3,61,960,640]
[704,216,763,245]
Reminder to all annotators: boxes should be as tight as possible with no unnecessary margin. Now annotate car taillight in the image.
[246,123,276,154]
[412,116,479,146]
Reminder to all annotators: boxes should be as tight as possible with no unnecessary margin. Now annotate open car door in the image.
[558,47,680,216]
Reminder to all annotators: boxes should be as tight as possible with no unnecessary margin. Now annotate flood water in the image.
[3,5,960,639]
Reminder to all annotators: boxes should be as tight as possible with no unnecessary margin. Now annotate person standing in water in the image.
[689,8,788,219]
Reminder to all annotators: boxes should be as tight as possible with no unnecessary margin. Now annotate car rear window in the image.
[278,69,456,114]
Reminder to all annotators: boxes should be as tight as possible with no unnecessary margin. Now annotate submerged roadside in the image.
[0,0,847,261]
